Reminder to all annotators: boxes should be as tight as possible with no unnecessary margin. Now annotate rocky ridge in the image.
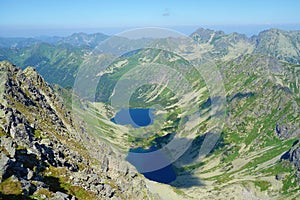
[0,61,155,199]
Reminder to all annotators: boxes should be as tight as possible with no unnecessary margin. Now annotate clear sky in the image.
[1,0,300,37]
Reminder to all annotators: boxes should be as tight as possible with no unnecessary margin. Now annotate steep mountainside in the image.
[0,43,88,88]
[191,28,253,59]
[0,61,155,200]
[253,29,300,64]
[76,49,300,199]
[191,28,300,64]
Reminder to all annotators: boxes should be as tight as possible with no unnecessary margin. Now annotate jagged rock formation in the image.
[253,28,300,64]
[1,28,299,89]
[191,28,300,63]
[281,140,300,182]
[0,61,155,199]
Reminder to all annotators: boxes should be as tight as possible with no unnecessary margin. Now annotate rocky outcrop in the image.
[290,145,300,171]
[0,61,154,199]
[275,123,300,139]
[253,28,300,64]
[281,140,300,182]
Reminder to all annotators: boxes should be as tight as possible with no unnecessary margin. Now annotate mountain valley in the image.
[0,28,299,199]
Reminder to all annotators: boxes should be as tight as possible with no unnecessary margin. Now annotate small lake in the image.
[126,146,176,184]
[111,108,154,128]
[111,108,177,184]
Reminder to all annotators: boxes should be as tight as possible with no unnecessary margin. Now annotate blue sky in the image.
[1,0,300,36]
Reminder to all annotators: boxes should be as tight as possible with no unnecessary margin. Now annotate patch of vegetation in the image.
[0,176,23,196]
[179,162,205,172]
[241,143,293,173]
[171,186,185,195]
[282,173,299,194]
[215,173,232,184]
[30,188,52,200]
[222,145,240,163]
[253,180,271,191]
[64,185,98,199]
[43,166,98,200]
[43,176,67,193]
[33,129,43,139]
[258,160,292,176]
[53,84,73,110]
[0,127,8,137]
[16,144,27,150]
[0,145,10,157]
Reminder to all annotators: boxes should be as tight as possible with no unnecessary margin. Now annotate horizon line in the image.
[1,24,300,38]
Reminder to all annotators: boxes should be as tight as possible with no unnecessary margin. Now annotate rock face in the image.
[191,28,300,64]
[253,28,300,64]
[0,61,154,199]
[281,141,300,182]
[191,28,253,58]
[290,146,300,171]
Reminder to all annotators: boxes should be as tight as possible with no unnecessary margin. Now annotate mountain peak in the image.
[0,61,17,72]
[23,66,37,75]
[191,27,226,41]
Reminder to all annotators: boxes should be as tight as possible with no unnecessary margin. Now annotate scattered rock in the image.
[0,152,10,181]
[275,173,285,180]
[53,191,70,200]
[27,169,34,180]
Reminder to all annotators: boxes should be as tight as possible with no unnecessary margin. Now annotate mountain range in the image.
[0,28,299,199]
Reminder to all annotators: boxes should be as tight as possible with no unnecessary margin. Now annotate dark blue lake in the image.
[111,108,176,184]
[126,146,176,184]
[111,108,154,128]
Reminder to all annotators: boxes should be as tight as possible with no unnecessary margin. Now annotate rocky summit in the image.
[0,61,155,200]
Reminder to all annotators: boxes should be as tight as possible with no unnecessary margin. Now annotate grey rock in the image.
[281,143,300,183]
[89,184,99,194]
[290,146,300,170]
[275,173,285,180]
[34,181,48,190]
[104,184,114,197]
[27,169,34,180]
[275,122,300,139]
[0,137,15,157]
[101,155,109,172]
[0,152,10,180]
[87,173,99,184]
[40,138,52,146]
[53,191,70,200]
[95,183,104,192]
[20,179,36,197]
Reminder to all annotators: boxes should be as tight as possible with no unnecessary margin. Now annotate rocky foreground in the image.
[0,61,155,200]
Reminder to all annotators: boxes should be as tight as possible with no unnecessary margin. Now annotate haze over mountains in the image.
[1,28,300,88]
[0,27,299,199]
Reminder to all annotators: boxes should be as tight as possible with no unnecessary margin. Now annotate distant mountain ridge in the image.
[0,27,299,91]
[191,28,300,64]
[252,28,300,63]
[0,32,109,48]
